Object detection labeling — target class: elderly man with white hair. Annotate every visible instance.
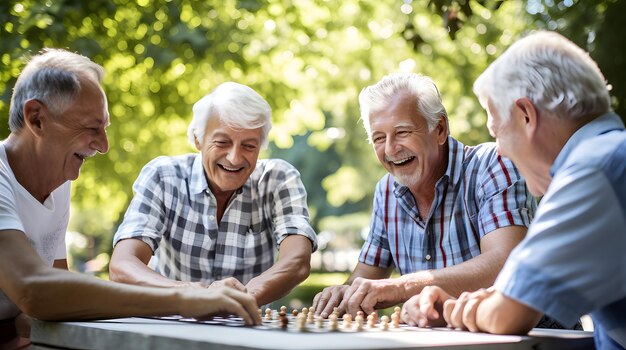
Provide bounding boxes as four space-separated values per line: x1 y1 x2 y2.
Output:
401 31 626 349
313 73 536 319
110 82 317 306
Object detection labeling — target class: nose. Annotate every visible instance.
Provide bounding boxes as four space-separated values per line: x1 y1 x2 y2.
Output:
226 145 242 164
92 127 109 154
385 134 400 155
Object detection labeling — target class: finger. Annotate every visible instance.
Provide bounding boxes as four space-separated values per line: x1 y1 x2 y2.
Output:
462 297 481 332
224 278 247 292
312 292 322 312
448 293 469 330
360 292 379 315
225 289 261 325
442 299 456 328
321 291 343 318
345 284 368 316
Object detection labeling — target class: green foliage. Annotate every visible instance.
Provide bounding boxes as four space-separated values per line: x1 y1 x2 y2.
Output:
1 0 623 271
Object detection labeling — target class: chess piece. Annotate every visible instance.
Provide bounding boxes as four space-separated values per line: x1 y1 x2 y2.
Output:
280 305 287 313
302 307 309 317
355 314 364 331
381 315 390 331
307 307 315 324
391 311 400 328
342 314 352 329
292 309 299 317
367 314 376 328
279 310 288 329
296 314 306 332
265 308 272 320
257 308 262 319
329 313 338 331
316 315 324 328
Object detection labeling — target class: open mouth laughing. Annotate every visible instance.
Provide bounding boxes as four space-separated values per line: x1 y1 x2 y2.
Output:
388 156 415 166
218 164 245 172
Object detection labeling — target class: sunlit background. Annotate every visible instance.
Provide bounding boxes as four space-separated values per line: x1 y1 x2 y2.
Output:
1 0 624 310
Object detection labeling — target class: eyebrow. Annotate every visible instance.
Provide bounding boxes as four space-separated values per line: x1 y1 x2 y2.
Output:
212 132 260 144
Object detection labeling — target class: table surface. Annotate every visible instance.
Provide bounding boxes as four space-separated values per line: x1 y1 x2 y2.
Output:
30 317 594 350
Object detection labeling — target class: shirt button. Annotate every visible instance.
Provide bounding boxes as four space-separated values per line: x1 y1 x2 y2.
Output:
425 254 431 261
209 215 215 221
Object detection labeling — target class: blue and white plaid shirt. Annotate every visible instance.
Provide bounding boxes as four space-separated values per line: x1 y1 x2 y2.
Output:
359 137 536 274
114 155 317 284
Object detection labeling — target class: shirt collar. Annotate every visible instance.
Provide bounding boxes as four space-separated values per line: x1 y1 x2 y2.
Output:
393 136 463 195
190 154 248 197
190 154 208 195
550 112 625 176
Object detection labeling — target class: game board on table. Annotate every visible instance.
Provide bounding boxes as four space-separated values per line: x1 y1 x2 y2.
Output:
155 306 420 333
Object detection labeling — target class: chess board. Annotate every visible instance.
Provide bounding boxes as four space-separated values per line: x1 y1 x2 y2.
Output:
155 308 411 333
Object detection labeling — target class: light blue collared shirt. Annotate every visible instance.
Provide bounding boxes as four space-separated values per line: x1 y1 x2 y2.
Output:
495 113 626 349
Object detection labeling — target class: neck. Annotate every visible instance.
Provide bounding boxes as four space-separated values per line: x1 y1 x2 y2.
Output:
4 134 57 203
539 114 593 169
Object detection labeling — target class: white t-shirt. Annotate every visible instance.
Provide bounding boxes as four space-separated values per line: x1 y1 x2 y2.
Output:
0 142 70 320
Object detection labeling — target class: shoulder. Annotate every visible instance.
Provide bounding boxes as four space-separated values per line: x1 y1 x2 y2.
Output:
140 154 197 180
462 141 518 181
562 131 626 204
253 159 300 180
566 131 626 173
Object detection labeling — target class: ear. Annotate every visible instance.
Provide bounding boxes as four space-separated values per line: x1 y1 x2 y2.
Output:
22 99 46 137
193 133 202 151
436 116 448 145
514 98 539 138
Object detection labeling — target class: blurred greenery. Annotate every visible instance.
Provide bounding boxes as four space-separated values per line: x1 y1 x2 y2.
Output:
1 0 624 286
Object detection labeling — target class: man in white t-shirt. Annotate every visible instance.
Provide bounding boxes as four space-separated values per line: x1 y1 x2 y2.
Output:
0 49 260 348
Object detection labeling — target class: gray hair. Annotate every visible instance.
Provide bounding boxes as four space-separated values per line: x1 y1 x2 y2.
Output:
359 73 449 142
9 48 105 132
473 31 611 122
187 82 272 148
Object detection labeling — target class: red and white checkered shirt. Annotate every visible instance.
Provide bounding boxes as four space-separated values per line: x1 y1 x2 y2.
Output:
359 137 535 274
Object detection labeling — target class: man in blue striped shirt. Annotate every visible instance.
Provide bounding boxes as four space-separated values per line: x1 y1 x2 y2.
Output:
313 73 536 317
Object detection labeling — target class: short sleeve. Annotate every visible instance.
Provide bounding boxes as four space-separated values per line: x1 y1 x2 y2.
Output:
358 177 393 268
495 166 626 326
266 160 317 251
0 172 24 232
477 154 536 236
113 161 168 251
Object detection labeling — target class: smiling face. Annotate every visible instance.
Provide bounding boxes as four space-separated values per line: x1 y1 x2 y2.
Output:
43 77 110 183
369 92 447 191
197 115 262 197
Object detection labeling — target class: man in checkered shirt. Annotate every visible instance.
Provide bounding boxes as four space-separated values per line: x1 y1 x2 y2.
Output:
110 82 317 306
313 73 536 318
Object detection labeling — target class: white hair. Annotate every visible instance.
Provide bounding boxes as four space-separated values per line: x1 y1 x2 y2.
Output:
359 73 448 142
187 82 272 148
473 31 611 122
9 48 105 132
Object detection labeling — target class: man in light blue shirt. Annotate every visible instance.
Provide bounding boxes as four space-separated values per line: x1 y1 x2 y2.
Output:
401 31 626 349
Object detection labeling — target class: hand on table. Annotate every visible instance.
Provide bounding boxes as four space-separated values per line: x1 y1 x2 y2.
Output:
179 286 261 326
443 287 494 332
338 277 406 317
401 285 452 328
312 285 349 318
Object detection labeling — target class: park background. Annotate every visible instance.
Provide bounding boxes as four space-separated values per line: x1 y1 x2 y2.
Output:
1 0 625 309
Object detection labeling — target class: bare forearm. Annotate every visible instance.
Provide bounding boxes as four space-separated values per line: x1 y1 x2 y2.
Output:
17 266 185 320
476 292 540 335
399 250 506 299
109 257 198 288
246 260 310 306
